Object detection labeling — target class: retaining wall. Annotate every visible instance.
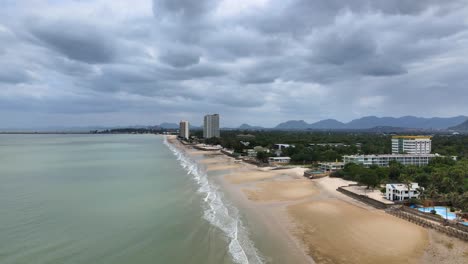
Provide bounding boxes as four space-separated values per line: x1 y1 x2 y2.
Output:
386 208 468 242
400 207 468 233
337 187 389 209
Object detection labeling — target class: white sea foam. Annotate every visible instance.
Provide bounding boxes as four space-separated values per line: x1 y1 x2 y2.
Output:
164 137 263 264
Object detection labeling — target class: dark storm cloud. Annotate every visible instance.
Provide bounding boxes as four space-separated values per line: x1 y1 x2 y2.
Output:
0 0 467 127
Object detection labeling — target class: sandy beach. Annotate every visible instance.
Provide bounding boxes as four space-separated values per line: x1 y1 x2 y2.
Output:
168 137 468 264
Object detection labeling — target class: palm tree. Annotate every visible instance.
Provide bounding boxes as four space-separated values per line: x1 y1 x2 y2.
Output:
400 173 413 201
425 185 440 211
416 187 426 205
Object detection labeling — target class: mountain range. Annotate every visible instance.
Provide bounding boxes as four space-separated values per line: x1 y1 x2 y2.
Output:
159 115 468 131
449 119 468 132
270 115 468 130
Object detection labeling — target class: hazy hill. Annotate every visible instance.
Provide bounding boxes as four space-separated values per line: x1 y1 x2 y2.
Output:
346 116 468 129
238 124 264 130
275 120 309 129
273 116 468 130
449 119 468 131
309 119 346 129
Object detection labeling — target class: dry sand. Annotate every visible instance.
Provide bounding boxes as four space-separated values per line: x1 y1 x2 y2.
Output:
421 230 468 264
225 169 282 184
226 167 306 184
288 200 428 264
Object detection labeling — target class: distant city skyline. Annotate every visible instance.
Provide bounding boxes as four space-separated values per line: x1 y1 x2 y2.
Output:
1 1 468 128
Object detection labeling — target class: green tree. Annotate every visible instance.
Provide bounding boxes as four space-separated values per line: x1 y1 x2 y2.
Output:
256 151 271 163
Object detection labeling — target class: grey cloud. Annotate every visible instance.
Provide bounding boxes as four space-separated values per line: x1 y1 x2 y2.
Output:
359 58 407 76
0 66 33 84
152 0 216 20
1 0 468 127
159 49 201 68
29 20 116 64
85 63 224 98
311 31 377 65
156 64 226 80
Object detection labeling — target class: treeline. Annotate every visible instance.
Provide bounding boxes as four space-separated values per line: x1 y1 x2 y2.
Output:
432 135 468 158
95 128 171 134
196 130 392 163
196 130 468 162
332 158 468 211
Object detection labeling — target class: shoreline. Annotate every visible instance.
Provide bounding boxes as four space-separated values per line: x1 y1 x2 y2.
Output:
167 136 468 264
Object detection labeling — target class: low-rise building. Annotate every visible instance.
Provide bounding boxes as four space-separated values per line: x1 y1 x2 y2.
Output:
194 144 223 151
343 154 439 167
386 183 421 201
273 144 293 156
273 144 293 150
268 157 291 166
319 162 345 172
245 149 257 157
310 143 349 148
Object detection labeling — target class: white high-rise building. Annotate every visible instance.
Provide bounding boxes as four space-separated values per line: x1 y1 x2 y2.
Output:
391 136 432 154
179 120 189 139
203 114 220 138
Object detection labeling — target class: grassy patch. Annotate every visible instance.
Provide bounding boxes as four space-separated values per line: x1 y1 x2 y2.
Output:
444 241 454 250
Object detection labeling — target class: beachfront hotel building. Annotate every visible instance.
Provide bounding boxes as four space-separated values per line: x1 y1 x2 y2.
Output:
179 120 189 139
386 183 421 201
392 136 432 154
203 114 220 138
319 162 345 172
343 154 439 167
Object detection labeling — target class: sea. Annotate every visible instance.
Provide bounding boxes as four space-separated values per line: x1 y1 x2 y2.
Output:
0 134 263 264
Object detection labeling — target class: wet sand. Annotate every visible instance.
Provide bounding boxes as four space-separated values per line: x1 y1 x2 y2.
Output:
244 180 317 201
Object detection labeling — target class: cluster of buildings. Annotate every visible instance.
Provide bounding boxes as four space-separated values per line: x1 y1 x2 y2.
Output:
178 114 220 140
342 136 438 202
343 136 443 167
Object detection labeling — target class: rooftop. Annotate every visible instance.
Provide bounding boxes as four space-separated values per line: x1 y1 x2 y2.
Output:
344 154 439 158
392 135 432 139
386 183 420 191
269 157 291 160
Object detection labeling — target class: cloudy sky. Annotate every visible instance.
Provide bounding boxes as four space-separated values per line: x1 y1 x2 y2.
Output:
1 0 468 128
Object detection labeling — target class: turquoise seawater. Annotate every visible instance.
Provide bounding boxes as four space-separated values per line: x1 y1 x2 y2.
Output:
0 134 259 264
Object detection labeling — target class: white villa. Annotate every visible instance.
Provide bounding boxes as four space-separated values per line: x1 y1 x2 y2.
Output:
385 183 421 201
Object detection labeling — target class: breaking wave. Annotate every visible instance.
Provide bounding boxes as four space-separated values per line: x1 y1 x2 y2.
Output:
164 137 263 264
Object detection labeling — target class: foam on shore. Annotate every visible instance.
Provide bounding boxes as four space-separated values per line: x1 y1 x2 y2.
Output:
164 137 263 264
